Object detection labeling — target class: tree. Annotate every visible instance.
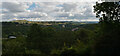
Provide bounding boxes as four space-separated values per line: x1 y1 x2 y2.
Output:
93 2 120 56
27 24 44 53
2 37 26 55
27 24 56 54
94 2 120 23
75 28 92 43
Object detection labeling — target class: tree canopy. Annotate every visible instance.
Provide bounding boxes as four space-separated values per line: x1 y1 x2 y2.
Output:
94 2 120 23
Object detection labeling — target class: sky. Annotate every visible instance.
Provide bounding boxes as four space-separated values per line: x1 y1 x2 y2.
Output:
0 1 99 22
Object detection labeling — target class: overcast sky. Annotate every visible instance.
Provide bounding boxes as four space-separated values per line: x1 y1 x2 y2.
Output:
0 2 98 21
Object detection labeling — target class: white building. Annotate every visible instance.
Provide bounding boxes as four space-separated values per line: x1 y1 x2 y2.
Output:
8 35 16 39
62 25 65 28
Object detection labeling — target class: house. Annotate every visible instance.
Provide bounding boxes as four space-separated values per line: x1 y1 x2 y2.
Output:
8 35 16 39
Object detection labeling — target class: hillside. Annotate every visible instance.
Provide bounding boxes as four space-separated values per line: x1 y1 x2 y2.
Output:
2 20 98 38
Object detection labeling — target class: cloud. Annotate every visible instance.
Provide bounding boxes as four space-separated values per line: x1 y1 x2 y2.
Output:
2 2 29 13
62 3 77 12
50 12 74 17
33 2 63 13
1 2 97 21
17 12 48 18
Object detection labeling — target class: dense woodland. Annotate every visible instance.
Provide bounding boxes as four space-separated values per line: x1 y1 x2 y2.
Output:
2 2 120 56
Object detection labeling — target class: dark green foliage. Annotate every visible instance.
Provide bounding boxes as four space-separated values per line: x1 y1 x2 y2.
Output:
94 2 119 22
27 24 55 53
54 31 75 48
93 2 120 56
2 22 30 38
27 24 77 54
2 37 26 55
75 28 92 43
2 22 97 56
60 49 77 56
